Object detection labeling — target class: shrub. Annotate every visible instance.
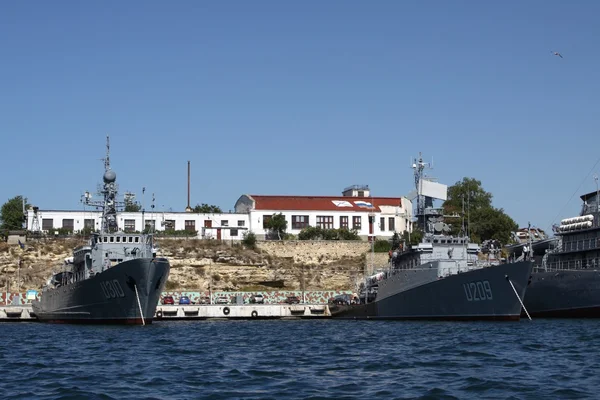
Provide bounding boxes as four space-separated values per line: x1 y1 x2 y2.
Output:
242 231 257 249
373 239 391 253
297 226 361 241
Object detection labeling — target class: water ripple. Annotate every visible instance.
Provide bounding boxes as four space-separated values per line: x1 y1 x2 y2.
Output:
0 319 598 399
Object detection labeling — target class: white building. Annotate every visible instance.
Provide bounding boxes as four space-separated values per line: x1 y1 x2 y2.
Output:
26 186 413 241
26 209 249 241
234 185 413 240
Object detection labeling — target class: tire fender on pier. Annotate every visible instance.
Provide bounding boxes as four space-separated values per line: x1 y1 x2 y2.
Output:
223 307 230 316
251 310 258 318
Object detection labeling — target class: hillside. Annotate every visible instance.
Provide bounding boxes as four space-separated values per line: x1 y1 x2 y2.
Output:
0 238 376 292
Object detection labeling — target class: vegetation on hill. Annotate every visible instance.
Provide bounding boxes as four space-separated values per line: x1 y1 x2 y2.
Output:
0 196 28 234
442 177 518 245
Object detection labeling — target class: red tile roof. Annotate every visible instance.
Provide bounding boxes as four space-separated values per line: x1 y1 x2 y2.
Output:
248 195 402 212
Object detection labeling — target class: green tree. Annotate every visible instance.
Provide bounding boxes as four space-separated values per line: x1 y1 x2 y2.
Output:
444 177 493 216
402 228 422 246
124 197 141 212
265 213 288 240
442 177 517 244
1 196 28 231
469 207 518 244
193 203 223 213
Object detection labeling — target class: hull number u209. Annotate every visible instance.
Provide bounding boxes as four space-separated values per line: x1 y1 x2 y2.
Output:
100 280 125 299
463 280 493 301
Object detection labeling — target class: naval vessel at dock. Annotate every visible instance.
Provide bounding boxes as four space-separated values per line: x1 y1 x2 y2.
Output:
510 189 600 318
330 153 533 321
32 137 170 324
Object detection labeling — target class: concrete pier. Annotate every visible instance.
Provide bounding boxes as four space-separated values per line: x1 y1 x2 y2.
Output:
0 305 37 321
0 304 332 321
155 304 331 320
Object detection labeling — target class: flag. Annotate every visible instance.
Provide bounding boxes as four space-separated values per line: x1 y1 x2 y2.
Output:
18 240 24 250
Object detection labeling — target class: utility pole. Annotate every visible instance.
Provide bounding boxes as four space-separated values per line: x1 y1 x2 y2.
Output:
301 264 305 304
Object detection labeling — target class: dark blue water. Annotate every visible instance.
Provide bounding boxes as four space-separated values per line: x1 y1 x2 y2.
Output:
1 319 599 399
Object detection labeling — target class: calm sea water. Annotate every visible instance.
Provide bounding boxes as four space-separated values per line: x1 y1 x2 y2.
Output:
0 319 599 399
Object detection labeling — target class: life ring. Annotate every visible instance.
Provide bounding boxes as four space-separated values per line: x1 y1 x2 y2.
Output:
251 310 258 318
156 310 163 319
223 307 230 316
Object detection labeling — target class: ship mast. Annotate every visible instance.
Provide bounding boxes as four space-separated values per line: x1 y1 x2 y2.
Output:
412 152 430 233
82 136 121 234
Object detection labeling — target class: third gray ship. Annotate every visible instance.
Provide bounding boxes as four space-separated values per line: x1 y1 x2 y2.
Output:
330 153 533 320
510 189 600 317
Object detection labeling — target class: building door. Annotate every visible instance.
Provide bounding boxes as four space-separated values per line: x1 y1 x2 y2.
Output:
217 228 222 240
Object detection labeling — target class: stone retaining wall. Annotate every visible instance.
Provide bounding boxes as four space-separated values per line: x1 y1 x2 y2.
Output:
258 240 371 264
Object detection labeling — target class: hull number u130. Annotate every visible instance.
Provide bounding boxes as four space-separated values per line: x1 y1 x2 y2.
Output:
463 280 493 301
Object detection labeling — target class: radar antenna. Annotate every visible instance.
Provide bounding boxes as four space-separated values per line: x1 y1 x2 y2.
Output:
82 136 124 233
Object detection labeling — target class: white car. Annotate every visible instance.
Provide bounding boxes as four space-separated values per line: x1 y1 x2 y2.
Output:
215 296 229 304
249 294 265 304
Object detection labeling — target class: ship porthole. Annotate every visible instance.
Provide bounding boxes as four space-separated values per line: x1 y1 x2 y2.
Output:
223 307 230 316
251 310 258 318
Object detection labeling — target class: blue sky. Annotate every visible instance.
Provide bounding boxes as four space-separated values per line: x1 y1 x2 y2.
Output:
2 1 599 232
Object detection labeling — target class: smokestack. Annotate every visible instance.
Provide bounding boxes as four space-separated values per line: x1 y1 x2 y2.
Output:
185 161 192 212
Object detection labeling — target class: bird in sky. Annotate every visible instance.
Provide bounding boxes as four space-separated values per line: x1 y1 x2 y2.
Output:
551 51 563 59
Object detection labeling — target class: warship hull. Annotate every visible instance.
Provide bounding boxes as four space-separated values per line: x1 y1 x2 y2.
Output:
32 258 169 324
523 269 600 318
330 261 533 320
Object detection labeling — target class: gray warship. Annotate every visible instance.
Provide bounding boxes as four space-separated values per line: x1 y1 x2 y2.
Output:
330 153 533 320
512 189 600 317
32 137 170 324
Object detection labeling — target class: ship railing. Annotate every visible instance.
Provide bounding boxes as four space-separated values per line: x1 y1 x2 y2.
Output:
541 258 600 271
560 238 600 253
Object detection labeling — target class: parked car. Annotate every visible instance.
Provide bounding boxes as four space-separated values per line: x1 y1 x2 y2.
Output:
162 295 174 305
329 294 352 305
179 296 191 305
249 294 265 304
284 296 300 304
198 296 211 304
215 296 229 304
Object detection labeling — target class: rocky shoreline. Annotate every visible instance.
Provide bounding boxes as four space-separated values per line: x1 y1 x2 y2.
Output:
0 238 388 292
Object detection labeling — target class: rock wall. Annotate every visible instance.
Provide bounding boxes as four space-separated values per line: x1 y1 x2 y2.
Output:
258 241 371 264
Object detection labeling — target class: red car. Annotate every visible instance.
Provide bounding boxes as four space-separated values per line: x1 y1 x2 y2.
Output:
162 295 174 305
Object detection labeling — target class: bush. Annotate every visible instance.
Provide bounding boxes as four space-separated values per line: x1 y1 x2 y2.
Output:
297 226 361 241
242 231 257 249
156 229 197 238
373 239 391 253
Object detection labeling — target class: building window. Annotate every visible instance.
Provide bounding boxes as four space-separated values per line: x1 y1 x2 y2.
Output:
230 229 238 237
292 215 309 230
124 219 136 232
164 220 175 229
380 217 385 231
388 217 395 231
238 220 245 227
353 216 361 230
62 219 74 232
317 216 334 229
340 216 348 229
262 215 272 229
221 220 229 227
185 220 196 232
42 219 53 231
84 219 95 229
145 220 155 230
